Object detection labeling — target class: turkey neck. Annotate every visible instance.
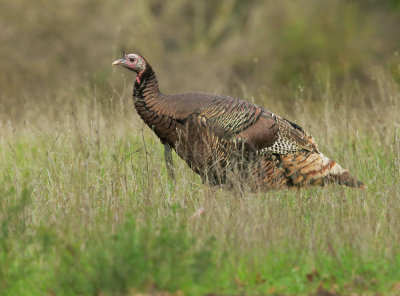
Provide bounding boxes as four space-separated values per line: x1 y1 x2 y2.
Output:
133 64 160 100
132 64 179 144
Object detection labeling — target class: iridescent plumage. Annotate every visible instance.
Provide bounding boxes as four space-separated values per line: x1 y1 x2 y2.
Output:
113 54 365 190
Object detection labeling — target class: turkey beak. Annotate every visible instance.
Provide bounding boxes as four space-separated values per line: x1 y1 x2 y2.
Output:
112 58 124 66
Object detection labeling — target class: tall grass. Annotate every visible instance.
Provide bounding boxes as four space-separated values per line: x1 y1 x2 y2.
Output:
1 71 399 294
1 0 400 295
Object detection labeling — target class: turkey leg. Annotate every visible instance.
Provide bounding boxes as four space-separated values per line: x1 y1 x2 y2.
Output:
164 143 175 180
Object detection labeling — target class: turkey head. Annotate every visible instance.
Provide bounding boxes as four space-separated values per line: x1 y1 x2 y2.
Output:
113 53 147 82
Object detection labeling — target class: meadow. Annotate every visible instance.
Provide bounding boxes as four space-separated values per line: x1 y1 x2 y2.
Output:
1 1 400 295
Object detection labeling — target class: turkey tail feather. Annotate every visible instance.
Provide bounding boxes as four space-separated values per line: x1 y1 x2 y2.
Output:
328 159 365 189
280 152 365 189
331 171 366 189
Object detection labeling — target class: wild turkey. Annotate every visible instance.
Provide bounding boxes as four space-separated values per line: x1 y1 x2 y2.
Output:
112 53 365 190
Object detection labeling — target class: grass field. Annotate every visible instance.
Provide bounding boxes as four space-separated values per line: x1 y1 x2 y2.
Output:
1 73 399 295
2 1 400 295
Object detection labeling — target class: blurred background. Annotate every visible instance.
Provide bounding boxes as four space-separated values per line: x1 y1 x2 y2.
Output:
1 0 400 125
2 2 400 294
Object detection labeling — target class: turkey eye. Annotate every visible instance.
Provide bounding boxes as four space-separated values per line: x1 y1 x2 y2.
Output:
129 57 135 62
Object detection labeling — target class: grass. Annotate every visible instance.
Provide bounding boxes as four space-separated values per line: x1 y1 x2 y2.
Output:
1 2 400 294
0 76 399 295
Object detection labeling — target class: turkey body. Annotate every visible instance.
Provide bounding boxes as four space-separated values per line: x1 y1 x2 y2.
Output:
125 58 364 190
